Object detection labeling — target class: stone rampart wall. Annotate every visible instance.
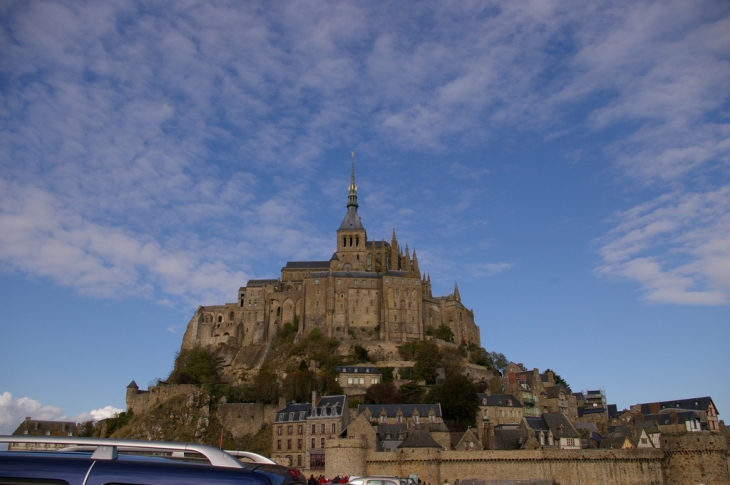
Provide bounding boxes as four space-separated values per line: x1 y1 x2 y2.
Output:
218 403 279 438
325 433 729 485
661 432 730 485
126 384 199 414
360 449 664 485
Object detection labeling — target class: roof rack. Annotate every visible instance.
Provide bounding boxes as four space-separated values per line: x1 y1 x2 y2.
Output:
0 435 244 469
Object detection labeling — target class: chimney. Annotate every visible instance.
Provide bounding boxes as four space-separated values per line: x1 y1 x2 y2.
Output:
278 396 286 410
312 391 320 407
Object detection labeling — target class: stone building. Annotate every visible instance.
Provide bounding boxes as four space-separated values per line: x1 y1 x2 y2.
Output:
9 417 77 451
335 365 381 399
271 393 348 471
180 162 481 379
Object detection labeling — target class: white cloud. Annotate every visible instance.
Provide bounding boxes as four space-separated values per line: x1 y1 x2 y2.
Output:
0 391 67 435
0 0 728 309
73 406 123 424
0 391 124 435
596 187 730 304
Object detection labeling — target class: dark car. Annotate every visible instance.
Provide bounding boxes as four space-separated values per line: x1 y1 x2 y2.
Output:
0 435 307 485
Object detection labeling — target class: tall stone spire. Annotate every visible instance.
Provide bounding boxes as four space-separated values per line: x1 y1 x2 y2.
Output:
454 282 461 302
347 151 358 208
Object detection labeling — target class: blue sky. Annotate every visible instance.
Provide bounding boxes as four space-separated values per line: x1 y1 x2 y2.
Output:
0 0 728 434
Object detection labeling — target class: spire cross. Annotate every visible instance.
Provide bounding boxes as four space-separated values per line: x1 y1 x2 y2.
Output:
347 151 358 208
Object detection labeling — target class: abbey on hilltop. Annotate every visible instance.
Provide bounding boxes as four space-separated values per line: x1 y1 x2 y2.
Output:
181 158 480 369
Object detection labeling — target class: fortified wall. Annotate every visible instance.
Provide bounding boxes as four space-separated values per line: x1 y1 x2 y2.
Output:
217 402 279 438
326 431 729 485
125 382 199 414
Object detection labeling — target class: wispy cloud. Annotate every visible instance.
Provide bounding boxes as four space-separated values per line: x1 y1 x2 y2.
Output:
0 391 123 434
0 0 728 308
596 187 730 304
0 391 66 435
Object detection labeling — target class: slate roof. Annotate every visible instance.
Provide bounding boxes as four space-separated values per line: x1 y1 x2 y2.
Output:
642 411 701 425
310 271 381 278
476 393 523 408
635 420 660 435
274 403 312 422
339 206 364 230
640 396 715 414
546 385 569 399
607 404 619 418
359 403 442 418
541 413 580 439
246 279 279 287
384 271 411 277
366 241 388 248
600 436 634 449
397 428 443 449
426 421 449 432
377 423 406 439
336 366 381 374
12 418 76 436
284 261 330 269
312 395 347 416
573 422 599 433
581 407 606 415
275 395 347 422
493 427 527 450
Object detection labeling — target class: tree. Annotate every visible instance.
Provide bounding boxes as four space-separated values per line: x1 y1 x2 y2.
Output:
433 324 455 342
430 375 477 426
441 347 465 378
545 369 571 390
250 369 280 403
76 420 96 437
283 369 316 403
413 341 442 384
365 383 403 404
488 351 508 374
376 366 395 384
398 341 420 360
399 382 426 403
168 347 223 385
353 345 370 363
488 376 502 394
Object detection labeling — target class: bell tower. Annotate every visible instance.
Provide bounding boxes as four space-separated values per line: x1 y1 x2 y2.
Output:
334 152 368 271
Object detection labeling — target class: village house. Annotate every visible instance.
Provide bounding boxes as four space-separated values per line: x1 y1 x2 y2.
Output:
271 393 348 471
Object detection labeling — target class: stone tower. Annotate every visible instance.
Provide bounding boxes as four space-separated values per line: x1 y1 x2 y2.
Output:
334 155 368 272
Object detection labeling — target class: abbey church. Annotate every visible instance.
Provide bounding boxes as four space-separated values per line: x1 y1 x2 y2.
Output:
181 162 481 372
